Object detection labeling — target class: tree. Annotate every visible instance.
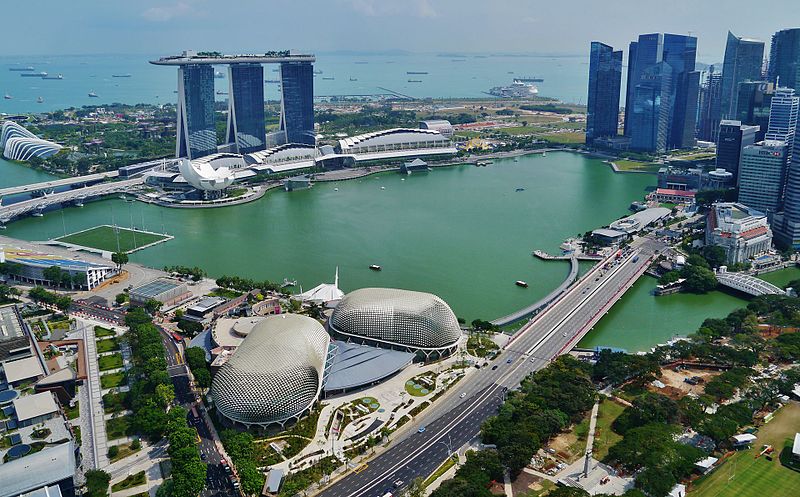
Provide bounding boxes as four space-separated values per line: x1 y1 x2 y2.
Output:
144 298 163 315
402 477 426 497
111 251 129 270
193 368 211 389
549 488 590 497
115 293 128 305
107 445 119 459
43 266 63 286
701 245 727 268
681 265 717 293
85 469 111 497
155 383 175 408
177 319 203 336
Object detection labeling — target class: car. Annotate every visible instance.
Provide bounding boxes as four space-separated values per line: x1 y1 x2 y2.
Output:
460 392 467 398
562 332 568 337
491 365 498 370
418 426 426 433
200 452 207 460
474 364 481 369
394 479 404 488
506 358 513 364
530 358 535 363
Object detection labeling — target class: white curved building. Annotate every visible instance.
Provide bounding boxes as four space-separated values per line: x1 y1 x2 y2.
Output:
329 288 461 357
210 314 331 427
1 121 62 161
337 128 454 158
177 156 236 191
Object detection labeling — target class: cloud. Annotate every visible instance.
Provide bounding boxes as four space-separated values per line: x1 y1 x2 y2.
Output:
342 0 437 18
142 2 196 22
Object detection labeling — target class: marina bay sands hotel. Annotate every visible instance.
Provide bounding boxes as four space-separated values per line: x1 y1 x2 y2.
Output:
150 50 315 160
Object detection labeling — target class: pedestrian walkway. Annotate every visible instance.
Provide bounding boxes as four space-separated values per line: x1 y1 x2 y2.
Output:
83 320 110 468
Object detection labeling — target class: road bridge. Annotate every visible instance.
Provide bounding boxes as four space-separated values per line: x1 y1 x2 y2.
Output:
315 238 665 497
715 269 784 297
0 177 144 223
491 256 580 326
0 171 119 199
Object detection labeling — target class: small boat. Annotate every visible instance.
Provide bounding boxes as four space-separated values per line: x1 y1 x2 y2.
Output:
515 280 528 288
408 79 423 83
407 71 428 75
36 96 44 103
216 90 228 95
282 278 297 287
513 157 519 162
42 73 63 80
313 70 323 75
32 211 44 218
380 186 386 190
515 187 525 192
214 71 225 79
112 74 132 78
349 77 358 81
75 201 84 207
322 76 335 80
542 151 547 157
3 94 11 100
21 72 47 78
264 79 280 84
88 91 98 97
369 264 382 271
333 187 339 191
9 66 35 72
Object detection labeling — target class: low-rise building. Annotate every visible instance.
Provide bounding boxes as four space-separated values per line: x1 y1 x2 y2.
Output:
0 305 32 365
185 296 227 322
648 188 696 204
0 248 115 290
419 120 454 138
706 203 773 264
3 356 45 387
12 391 59 427
0 441 77 497
129 278 190 307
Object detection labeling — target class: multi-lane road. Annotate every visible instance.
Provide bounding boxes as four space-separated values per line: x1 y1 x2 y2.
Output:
317 238 663 497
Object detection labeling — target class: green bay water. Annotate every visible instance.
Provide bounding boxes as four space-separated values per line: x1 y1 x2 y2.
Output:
5 151 786 352
0 157 59 188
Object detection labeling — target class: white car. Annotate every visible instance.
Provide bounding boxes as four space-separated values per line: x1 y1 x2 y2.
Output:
460 392 467 399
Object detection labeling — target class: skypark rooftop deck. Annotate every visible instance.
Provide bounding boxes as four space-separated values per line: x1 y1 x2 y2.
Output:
150 50 315 65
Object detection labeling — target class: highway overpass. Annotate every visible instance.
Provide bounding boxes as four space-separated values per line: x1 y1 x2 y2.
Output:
315 238 664 497
0 171 119 199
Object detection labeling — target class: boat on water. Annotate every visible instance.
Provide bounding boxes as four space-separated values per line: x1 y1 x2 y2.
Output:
349 77 358 81
31 211 44 218
322 76 335 80
515 280 529 288
21 72 47 78
264 79 280 84
9 66 34 72
88 91 98 97
3 94 11 100
515 187 525 192
513 157 519 162
369 264 382 271
41 73 63 80
407 71 428 75
313 70 323 75
542 151 547 157
216 90 228 95
407 79 422 83
355 61 369 65
282 278 297 287
476 160 493 167
485 79 538 98
112 74 132 78
36 96 43 103
214 71 225 79
75 201 84 207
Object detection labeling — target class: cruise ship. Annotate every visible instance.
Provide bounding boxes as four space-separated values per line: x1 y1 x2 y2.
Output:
486 79 539 98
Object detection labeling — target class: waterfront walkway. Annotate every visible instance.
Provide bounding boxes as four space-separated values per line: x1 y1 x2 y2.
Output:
491 256 579 327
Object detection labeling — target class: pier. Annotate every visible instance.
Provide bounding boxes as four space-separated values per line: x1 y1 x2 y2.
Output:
532 249 604 261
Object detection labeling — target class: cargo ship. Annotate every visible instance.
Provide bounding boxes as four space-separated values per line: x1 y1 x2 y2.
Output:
485 79 539 98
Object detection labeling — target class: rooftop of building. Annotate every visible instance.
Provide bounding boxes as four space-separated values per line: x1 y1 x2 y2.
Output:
150 50 315 65
13 391 58 422
187 296 227 314
3 356 44 384
2 249 112 272
654 188 696 197
324 341 414 392
0 305 25 342
0 441 75 496
129 278 185 299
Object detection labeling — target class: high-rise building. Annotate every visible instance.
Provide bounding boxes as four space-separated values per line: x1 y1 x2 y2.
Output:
774 125 800 248
765 87 799 163
623 41 639 137
698 68 723 142
662 34 700 149
720 32 765 120
586 42 622 145
735 81 774 141
716 120 758 181
630 62 672 153
769 28 800 91
176 64 217 160
280 61 315 145
226 64 266 154
738 140 789 214
624 34 662 137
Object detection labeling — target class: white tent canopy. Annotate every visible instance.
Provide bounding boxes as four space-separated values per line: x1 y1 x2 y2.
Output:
296 267 344 304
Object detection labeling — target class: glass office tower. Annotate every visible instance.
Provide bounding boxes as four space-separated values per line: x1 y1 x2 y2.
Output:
769 28 800 92
720 32 765 120
698 68 723 142
765 87 799 165
630 62 672 153
663 34 700 149
177 64 217 159
586 42 622 145
280 62 315 145
716 120 758 181
624 34 662 137
736 81 774 142
227 63 266 154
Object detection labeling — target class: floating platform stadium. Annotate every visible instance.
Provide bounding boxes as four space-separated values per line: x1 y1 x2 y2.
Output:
51 225 173 254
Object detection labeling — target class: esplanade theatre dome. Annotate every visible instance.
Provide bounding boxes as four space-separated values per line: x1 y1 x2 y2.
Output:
210 314 330 427
329 288 461 355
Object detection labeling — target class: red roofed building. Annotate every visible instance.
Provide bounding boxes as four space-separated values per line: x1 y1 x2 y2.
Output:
648 188 696 204
706 202 773 264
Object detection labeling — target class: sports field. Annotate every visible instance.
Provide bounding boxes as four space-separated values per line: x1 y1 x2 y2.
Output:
55 225 170 253
689 402 800 497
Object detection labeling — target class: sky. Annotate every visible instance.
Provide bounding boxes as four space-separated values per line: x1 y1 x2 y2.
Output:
0 1 794 62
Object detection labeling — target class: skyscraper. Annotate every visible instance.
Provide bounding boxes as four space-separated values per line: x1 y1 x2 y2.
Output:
738 140 789 214
624 34 662 138
623 41 639 137
765 87 799 163
698 68 723 142
630 62 672 153
774 120 800 248
662 34 700 149
716 120 758 181
720 32 765 120
769 28 800 91
735 81 774 141
586 42 622 145
176 64 217 160
280 61 315 145
226 63 266 154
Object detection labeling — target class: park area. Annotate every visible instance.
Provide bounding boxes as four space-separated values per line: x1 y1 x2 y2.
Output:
689 402 800 497
54 225 170 253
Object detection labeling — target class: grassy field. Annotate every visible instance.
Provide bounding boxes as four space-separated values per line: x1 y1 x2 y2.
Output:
65 401 79 420
106 415 132 440
592 399 626 461
497 126 548 135
55 225 169 253
100 372 125 389
96 337 120 353
111 470 146 491
94 326 116 338
613 160 661 173
540 132 585 144
689 402 800 497
424 456 457 487
98 353 123 371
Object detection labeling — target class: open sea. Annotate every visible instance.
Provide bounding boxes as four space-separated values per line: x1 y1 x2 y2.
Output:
0 52 590 115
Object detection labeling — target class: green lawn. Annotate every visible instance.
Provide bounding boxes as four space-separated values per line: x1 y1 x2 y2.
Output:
55 225 169 253
94 326 116 338
102 391 129 413
100 372 125 389
498 125 548 135
65 401 80 420
592 399 626 461
689 402 800 497
96 337 120 353
98 353 123 371
540 132 585 144
111 470 146 491
613 159 661 173
106 415 132 440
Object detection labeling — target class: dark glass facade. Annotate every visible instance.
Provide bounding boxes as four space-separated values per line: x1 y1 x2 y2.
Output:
698 68 723 142
586 42 622 144
623 41 639 137
736 81 774 141
280 62 315 145
630 62 672 153
227 64 266 154
769 28 800 92
716 120 757 181
663 34 699 149
624 34 663 140
720 32 765 120
177 64 216 159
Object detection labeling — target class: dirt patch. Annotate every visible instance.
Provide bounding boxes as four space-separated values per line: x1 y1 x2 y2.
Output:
650 368 721 399
511 471 545 495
